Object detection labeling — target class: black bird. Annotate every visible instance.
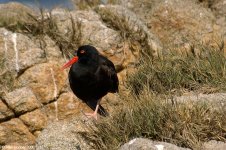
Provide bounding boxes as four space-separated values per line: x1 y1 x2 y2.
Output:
62 45 119 120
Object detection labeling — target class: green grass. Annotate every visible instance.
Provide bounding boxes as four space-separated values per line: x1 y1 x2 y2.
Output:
128 49 226 95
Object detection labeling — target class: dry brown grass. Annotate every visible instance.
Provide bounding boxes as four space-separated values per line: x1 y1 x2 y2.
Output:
80 47 226 150
80 88 226 149
128 47 226 95
3 9 82 59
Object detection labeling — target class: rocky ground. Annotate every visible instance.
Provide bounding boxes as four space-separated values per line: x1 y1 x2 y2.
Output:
0 0 226 149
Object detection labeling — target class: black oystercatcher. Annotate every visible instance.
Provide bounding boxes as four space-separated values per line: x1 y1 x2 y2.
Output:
62 45 119 120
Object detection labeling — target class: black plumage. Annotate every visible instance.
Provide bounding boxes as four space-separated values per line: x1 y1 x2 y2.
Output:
63 45 118 119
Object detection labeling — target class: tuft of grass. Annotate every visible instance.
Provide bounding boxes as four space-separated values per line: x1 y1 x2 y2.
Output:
128 48 226 95
95 5 163 57
80 89 226 149
4 9 81 59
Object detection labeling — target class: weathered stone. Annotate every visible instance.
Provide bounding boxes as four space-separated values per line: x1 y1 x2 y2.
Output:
117 0 159 20
211 0 226 54
19 109 47 132
15 62 67 104
0 2 36 27
35 118 91 150
53 9 122 52
33 131 42 137
0 118 35 145
51 9 135 69
0 99 14 121
3 87 41 115
36 36 63 61
96 5 163 57
175 93 226 110
211 0 226 18
0 70 15 96
203 140 226 150
120 138 191 150
44 92 91 121
0 28 46 74
148 0 222 52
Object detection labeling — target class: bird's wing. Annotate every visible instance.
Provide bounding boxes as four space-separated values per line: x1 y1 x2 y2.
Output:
97 55 119 92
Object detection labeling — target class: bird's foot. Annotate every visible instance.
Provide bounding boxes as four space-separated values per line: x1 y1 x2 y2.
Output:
84 112 98 120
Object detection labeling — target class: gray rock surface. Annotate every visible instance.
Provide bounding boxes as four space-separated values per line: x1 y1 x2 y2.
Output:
0 28 45 74
147 0 221 52
0 2 36 26
3 87 41 115
174 92 226 110
120 138 226 150
35 117 91 150
15 62 67 104
53 9 122 52
203 140 226 150
120 138 190 150
96 4 163 57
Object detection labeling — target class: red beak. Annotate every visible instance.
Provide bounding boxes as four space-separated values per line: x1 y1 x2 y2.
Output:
61 56 78 70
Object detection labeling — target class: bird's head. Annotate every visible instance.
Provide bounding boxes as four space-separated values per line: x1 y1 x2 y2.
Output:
77 45 99 58
62 45 99 69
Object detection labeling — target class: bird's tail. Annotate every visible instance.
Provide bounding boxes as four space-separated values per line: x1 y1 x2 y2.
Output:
85 100 109 117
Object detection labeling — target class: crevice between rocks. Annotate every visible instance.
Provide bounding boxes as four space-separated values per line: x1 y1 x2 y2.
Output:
0 96 16 123
0 91 63 125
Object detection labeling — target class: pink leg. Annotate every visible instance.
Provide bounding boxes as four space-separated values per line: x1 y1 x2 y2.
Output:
84 99 100 120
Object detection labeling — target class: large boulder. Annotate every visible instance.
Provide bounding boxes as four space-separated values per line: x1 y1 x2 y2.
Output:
145 0 222 53
203 140 226 150
19 109 48 133
2 87 41 115
0 2 36 27
96 5 163 57
0 118 36 145
120 138 226 150
120 138 190 150
52 9 122 52
51 8 160 71
0 99 14 122
174 92 226 111
0 28 46 73
35 118 91 150
0 28 46 94
0 25 123 145
117 0 160 22
15 61 67 104
51 9 133 70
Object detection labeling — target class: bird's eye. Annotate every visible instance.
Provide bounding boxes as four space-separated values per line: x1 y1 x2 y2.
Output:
80 50 85 54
